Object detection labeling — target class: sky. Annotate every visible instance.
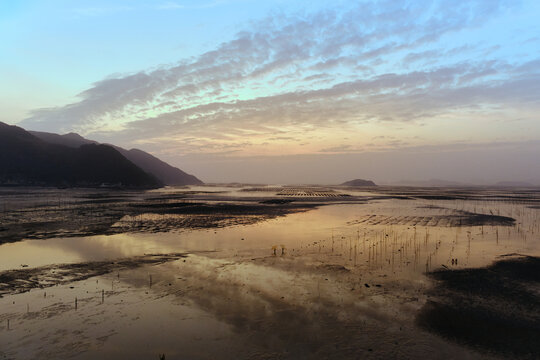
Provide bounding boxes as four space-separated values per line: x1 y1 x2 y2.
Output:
1 0 540 184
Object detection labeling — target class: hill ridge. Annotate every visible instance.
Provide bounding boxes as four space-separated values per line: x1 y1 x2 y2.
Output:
29 130 203 185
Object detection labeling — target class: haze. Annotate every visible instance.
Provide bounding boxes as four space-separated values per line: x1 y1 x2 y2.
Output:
2 0 539 184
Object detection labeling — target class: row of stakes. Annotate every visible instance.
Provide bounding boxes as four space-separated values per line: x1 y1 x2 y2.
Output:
5 289 107 331
74 289 106 310
7 271 147 330
271 245 286 255
5 267 164 332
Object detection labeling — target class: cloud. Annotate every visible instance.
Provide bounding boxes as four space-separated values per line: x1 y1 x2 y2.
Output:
21 0 540 159
319 144 353 153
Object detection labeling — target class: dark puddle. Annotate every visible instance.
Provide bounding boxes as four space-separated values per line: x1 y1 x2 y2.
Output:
417 255 540 358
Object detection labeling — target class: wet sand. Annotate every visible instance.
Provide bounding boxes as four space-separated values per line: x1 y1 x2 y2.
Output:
1 185 539 359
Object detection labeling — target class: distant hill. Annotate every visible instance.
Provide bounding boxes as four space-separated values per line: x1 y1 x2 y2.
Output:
1 122 161 188
494 181 534 187
30 130 202 186
394 179 468 187
341 179 377 187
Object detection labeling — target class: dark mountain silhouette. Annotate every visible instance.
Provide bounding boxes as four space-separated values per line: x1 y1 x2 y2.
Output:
115 148 202 186
29 130 96 148
341 179 377 187
30 130 203 186
1 122 161 188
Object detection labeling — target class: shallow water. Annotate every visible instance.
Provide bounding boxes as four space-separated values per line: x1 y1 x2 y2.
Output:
2 198 538 275
1 186 539 359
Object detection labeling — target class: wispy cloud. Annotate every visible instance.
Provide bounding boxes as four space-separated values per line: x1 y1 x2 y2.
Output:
23 0 540 158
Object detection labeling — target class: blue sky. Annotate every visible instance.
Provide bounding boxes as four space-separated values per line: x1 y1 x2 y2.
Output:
1 0 540 183
1 0 337 105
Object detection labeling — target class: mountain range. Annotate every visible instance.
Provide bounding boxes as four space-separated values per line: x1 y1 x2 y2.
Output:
0 122 202 188
29 130 202 186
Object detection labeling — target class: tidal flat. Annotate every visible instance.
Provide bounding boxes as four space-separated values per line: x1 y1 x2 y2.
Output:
0 185 539 359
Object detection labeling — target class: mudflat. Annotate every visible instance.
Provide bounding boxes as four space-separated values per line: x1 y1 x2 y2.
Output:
1 185 539 359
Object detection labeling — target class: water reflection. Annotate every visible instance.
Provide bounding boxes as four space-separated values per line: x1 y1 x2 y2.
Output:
2 199 539 279
1 192 540 359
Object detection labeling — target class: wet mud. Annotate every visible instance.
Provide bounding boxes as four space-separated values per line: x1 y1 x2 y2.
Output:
0 253 468 360
417 255 540 358
0 253 187 297
375 187 540 204
0 190 321 244
350 210 515 227
1 185 540 359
